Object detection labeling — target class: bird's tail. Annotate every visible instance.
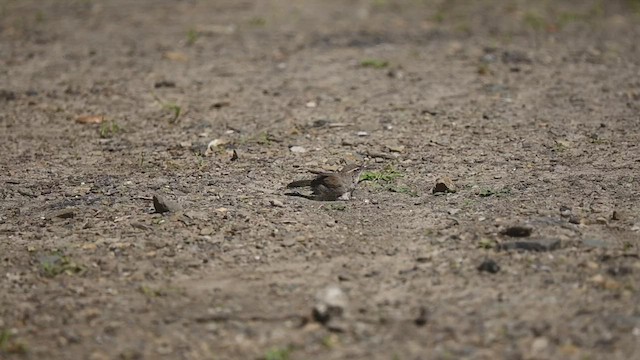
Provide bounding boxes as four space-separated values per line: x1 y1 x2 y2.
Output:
287 179 313 188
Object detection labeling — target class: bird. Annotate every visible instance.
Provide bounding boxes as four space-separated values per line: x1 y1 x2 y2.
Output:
286 164 366 201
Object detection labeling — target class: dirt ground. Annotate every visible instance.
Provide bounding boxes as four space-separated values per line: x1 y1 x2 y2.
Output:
1 0 640 359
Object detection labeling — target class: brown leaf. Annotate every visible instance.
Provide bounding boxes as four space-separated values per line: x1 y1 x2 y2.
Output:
75 115 104 124
164 51 189 62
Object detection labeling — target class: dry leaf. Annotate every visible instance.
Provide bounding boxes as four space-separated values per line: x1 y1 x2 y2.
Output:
75 115 104 124
164 51 189 62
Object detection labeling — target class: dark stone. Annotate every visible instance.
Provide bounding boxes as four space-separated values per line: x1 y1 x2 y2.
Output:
500 225 533 237
154 80 176 88
414 307 428 327
152 194 181 214
0 90 16 101
477 259 501 273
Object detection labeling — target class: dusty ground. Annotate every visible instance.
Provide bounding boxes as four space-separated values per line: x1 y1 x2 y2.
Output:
1 0 640 359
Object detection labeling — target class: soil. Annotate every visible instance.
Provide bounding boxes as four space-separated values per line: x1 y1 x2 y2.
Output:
1 1 640 359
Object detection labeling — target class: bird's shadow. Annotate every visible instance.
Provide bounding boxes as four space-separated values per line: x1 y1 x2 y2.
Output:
284 191 318 201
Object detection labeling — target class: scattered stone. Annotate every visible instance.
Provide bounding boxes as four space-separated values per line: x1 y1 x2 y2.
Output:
581 238 610 249
356 131 369 137
447 208 461 215
152 194 181 214
502 50 532 64
530 337 549 357
589 274 621 290
199 227 214 236
559 206 572 218
17 187 38 197
432 177 456 194
53 208 76 219
313 285 348 331
500 225 532 238
130 222 150 231
477 259 501 273
568 215 581 224
207 138 228 149
305 101 317 108
184 211 209 221
269 199 284 208
312 119 329 127
362 150 398 160
498 239 561 252
281 236 298 247
414 307 428 327
607 265 632 277
290 146 307 153
386 145 405 153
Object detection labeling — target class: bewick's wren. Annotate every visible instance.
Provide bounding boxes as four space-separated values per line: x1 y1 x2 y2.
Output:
286 164 366 201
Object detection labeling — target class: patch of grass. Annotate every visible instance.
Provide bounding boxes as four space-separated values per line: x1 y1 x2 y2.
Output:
324 203 347 211
372 0 388 7
139 285 184 298
0 329 28 355
523 12 546 31
152 93 182 123
39 253 83 278
478 187 511 198
360 59 389 69
254 132 273 145
186 28 199 46
98 121 121 138
248 16 266 26
321 334 339 349
360 166 403 183
361 166 416 196
194 153 206 170
462 199 476 208
264 346 291 360
478 238 495 249
432 12 445 23
164 103 182 123
35 10 46 23
589 137 609 145
477 63 490 75
553 140 569 152
557 12 581 28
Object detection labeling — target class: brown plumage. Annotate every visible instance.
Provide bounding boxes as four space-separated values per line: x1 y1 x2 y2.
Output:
286 164 366 201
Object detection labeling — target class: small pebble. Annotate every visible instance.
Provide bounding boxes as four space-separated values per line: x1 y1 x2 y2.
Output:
432 177 456 194
313 285 348 327
153 194 181 214
478 259 501 274
269 199 284 207
290 146 307 153
500 225 532 237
